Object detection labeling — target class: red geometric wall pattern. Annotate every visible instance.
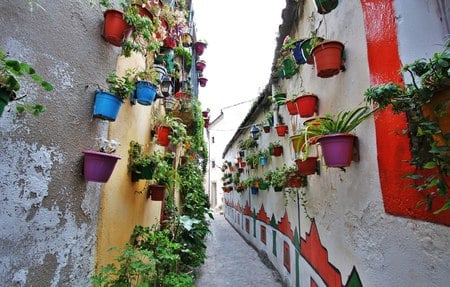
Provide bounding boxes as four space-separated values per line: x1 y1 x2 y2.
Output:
277 210 294 241
256 204 270 224
360 0 450 225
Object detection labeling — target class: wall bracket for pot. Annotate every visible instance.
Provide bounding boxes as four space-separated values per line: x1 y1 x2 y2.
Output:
352 137 360 162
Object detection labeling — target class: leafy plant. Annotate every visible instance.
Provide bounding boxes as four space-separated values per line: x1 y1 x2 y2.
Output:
364 41 450 213
238 136 258 150
0 49 53 116
96 137 120 154
313 106 374 134
265 166 287 191
106 69 135 100
245 149 260 169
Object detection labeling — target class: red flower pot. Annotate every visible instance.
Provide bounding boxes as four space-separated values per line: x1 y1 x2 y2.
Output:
148 184 165 201
295 157 318 175
196 61 206 72
156 126 171 146
317 133 355 167
163 37 177 48
275 125 289 136
285 100 298 115
175 91 190 100
194 41 207 55
263 126 271 133
82 150 121 183
199 77 208 87
294 94 318 117
102 9 131 47
311 41 345 78
287 174 304 188
202 110 209 118
272 145 283 157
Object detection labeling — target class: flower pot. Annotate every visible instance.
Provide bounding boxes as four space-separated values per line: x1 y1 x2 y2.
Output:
259 181 269 190
279 57 298 79
0 88 11 116
163 36 177 48
239 162 246 168
286 100 298 115
148 184 165 201
287 174 304 188
317 133 355 167
199 77 208 87
135 81 157 105
194 41 207 55
313 0 339 14
156 126 171 146
181 33 193 47
82 150 121 183
259 156 267 166
204 117 210 128
164 96 177 111
295 157 318 175
151 64 167 84
421 88 450 150
196 60 206 72
275 125 288 136
238 167 244 173
263 125 271 133
294 38 324 65
290 134 307 153
238 150 245 157
102 10 131 47
311 41 345 78
273 185 283 192
251 187 259 195
294 94 318 117
132 163 154 181
93 90 123 121
175 91 190 100
272 145 283 157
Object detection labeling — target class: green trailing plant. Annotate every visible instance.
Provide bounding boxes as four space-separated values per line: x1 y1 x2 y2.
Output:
364 41 450 213
174 46 192 71
245 149 260 169
128 141 163 175
0 49 53 116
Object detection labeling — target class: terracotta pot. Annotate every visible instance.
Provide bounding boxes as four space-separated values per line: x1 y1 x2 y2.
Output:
287 174 304 188
290 134 306 153
286 100 298 115
194 41 207 55
157 126 171 146
102 10 131 47
275 125 288 136
294 94 318 117
263 125 271 133
196 60 206 72
311 41 344 78
421 88 450 151
272 145 283 157
163 36 177 48
199 77 208 87
295 157 318 176
148 184 165 201
317 133 355 167
175 91 190 100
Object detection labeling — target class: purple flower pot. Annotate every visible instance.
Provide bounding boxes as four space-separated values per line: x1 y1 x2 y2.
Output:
82 150 121 182
317 133 355 167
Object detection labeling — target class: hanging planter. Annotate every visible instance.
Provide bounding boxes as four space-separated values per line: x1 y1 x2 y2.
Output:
259 181 269 190
259 156 267 166
82 150 121 183
292 38 323 65
294 94 318 117
275 124 289 136
147 184 165 201
164 96 177 111
251 187 259 195
317 133 356 167
131 163 154 181
270 144 283 157
311 41 345 78
295 157 318 176
93 90 123 121
286 99 298 115
102 10 131 47
181 32 193 47
163 36 177 49
287 173 305 188
196 60 206 73
290 134 307 153
194 40 208 55
156 126 171 146
313 0 339 15
134 81 157 105
277 57 298 79
199 77 208 87
263 125 271 133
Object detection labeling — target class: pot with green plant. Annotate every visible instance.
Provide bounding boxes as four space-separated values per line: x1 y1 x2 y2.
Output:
364 42 450 213
259 148 270 167
152 109 183 147
128 141 162 181
133 68 160 105
100 0 132 47
93 69 135 121
83 137 121 183
275 114 289 136
148 154 177 201
245 149 260 169
295 93 319 118
285 165 306 188
265 167 286 192
272 89 288 106
269 140 283 157
0 49 53 116
285 94 299 115
238 136 258 151
274 42 299 79
315 106 374 168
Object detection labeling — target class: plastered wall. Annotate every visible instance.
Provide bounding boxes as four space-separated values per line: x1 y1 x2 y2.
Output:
222 1 450 286
0 1 118 286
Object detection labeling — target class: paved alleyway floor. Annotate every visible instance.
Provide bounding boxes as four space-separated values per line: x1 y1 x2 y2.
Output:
195 213 284 287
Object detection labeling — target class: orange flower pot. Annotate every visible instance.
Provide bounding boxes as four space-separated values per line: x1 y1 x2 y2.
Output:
311 41 344 78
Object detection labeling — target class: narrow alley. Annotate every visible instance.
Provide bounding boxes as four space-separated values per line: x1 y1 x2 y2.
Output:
196 213 284 287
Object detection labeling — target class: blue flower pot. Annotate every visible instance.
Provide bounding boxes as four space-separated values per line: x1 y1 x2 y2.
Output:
135 81 157 105
259 156 267 166
293 39 308 64
251 187 259 195
93 90 122 121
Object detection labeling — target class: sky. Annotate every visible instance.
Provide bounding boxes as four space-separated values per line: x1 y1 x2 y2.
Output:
192 0 285 160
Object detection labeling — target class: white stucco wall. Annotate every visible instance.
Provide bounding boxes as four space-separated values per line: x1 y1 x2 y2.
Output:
223 1 450 286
